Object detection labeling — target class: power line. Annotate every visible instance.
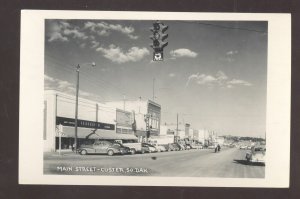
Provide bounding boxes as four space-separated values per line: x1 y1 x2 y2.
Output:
57 98 116 113
45 54 140 100
178 21 267 33
45 54 141 101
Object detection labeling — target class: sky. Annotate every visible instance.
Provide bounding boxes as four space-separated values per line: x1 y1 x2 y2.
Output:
44 19 268 138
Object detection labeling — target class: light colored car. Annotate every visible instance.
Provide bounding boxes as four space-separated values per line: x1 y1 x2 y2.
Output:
142 143 157 153
122 142 148 154
246 146 266 164
154 144 167 152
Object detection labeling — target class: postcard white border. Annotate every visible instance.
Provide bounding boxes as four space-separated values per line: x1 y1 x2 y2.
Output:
19 10 291 187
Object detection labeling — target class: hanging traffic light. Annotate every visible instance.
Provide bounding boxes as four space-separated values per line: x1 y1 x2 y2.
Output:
150 21 168 61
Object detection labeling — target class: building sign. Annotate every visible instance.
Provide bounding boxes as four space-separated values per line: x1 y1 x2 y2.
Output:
185 123 190 137
116 109 132 127
116 128 133 134
56 116 115 130
147 101 161 131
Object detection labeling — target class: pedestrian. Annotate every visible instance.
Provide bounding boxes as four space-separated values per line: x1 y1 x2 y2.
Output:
217 144 221 152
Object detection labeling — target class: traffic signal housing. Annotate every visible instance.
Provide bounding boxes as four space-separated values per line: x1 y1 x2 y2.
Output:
150 21 168 61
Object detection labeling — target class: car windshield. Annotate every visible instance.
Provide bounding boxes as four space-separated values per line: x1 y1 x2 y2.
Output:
254 147 266 151
113 143 124 147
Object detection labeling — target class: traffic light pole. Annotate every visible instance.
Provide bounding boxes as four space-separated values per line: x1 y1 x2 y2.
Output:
150 21 168 61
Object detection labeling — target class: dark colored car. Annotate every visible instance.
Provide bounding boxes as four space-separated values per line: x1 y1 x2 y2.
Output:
173 143 183 151
169 143 180 151
162 144 171 151
77 140 130 156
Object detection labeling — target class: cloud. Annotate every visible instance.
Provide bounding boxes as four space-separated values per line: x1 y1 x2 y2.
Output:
128 35 139 40
169 73 176 77
90 41 100 48
46 21 69 42
63 28 88 40
186 71 252 88
226 50 238 55
96 45 150 63
227 79 252 86
46 20 87 42
170 49 197 59
79 43 86 48
44 75 102 100
84 21 138 39
224 50 238 62
48 32 68 42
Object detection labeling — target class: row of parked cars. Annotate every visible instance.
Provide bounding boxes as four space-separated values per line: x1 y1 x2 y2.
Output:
77 140 203 156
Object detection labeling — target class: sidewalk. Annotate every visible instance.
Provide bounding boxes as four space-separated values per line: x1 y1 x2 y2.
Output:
44 150 80 157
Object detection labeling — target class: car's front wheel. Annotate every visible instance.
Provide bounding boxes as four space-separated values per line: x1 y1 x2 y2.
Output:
131 149 136 155
107 150 114 156
80 149 87 155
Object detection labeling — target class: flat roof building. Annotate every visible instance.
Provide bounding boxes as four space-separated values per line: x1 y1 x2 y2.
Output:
44 90 137 152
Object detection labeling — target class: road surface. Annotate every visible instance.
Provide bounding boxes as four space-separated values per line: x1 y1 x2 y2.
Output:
44 148 264 178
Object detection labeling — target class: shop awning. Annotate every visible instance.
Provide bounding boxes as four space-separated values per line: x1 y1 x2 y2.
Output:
60 126 137 140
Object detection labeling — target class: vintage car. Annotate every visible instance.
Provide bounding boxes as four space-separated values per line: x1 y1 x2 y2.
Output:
122 142 149 154
152 143 167 152
246 145 266 164
142 143 157 153
178 144 186 150
170 143 181 151
77 140 130 156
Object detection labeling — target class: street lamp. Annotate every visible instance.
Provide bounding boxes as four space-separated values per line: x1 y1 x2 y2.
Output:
74 62 96 153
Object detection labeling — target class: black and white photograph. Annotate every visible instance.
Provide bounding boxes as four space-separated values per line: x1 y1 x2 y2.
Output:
19 11 291 187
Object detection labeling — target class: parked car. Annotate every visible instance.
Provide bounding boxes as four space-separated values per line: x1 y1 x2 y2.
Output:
162 144 171 151
178 144 186 150
239 145 247 150
194 144 204 149
173 143 183 151
246 145 266 164
167 143 176 151
152 144 167 152
170 143 181 151
186 144 194 149
122 142 148 154
142 143 157 153
77 140 130 156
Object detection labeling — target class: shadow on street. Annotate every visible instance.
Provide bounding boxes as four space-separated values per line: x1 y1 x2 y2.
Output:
233 159 265 167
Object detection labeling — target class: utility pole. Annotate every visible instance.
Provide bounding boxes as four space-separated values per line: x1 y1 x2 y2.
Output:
123 95 126 111
176 113 178 142
74 62 95 153
153 78 155 101
96 103 98 123
74 64 80 153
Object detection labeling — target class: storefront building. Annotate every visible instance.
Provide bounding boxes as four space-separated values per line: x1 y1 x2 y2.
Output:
44 90 137 152
106 99 161 141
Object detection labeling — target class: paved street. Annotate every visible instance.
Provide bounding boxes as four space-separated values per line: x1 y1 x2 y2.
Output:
44 148 264 178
